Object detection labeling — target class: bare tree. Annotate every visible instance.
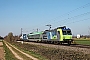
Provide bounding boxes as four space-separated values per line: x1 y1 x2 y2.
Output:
4 32 13 42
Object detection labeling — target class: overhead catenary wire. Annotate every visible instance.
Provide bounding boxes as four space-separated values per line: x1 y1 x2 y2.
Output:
47 3 90 25
65 18 90 25
37 3 90 29
56 12 90 25
23 3 90 33
38 11 90 30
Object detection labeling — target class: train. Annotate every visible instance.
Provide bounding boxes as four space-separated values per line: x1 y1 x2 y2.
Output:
21 26 73 45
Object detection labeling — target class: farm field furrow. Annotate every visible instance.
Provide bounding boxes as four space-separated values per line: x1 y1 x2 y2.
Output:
25 42 90 54
11 41 90 60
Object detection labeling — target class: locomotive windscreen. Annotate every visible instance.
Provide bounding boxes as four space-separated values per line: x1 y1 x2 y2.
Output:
62 30 72 35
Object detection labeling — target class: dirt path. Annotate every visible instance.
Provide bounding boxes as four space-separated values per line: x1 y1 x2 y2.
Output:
0 42 5 60
5 42 23 60
5 41 38 60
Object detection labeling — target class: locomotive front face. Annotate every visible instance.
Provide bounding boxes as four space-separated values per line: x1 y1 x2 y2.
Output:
57 27 72 42
23 34 28 40
62 29 72 40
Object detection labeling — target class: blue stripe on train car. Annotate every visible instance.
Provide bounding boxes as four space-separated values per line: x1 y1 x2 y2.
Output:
51 30 57 38
46 32 51 40
51 31 55 37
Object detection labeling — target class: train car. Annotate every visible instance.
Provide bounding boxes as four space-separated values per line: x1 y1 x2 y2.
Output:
27 31 47 42
42 26 73 45
22 26 73 45
20 34 28 40
61 26 73 45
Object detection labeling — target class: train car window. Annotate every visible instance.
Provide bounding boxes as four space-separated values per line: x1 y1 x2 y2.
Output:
67 31 72 35
43 36 47 39
34 34 40 39
27 34 41 39
62 30 72 35
42 32 47 39
62 31 67 35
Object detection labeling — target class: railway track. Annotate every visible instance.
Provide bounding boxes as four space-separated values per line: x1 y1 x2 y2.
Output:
17 40 90 49
23 41 90 54
70 44 90 49
42 42 90 49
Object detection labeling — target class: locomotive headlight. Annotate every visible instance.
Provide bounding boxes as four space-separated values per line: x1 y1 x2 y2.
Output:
70 36 71 39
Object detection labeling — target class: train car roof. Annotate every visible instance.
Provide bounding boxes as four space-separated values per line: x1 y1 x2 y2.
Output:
28 31 43 36
62 28 71 30
57 26 66 29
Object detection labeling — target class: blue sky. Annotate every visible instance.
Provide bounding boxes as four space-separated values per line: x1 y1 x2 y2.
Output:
0 0 90 37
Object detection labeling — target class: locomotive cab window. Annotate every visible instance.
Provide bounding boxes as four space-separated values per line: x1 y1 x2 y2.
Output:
62 31 67 35
62 30 72 35
67 31 72 35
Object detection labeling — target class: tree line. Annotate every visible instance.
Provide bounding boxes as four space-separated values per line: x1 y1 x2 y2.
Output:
4 32 21 42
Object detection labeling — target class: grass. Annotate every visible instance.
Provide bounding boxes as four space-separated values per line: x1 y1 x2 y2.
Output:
3 41 18 60
12 43 48 60
7 42 33 60
74 38 90 40
22 49 48 60
74 39 90 45
10 42 90 60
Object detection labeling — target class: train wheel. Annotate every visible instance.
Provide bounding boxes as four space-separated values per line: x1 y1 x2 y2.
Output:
54 41 59 45
51 41 54 44
36 40 39 43
68 41 71 45
60 42 62 45
47 41 49 43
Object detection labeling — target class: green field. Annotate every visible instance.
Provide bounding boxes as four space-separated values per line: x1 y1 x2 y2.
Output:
74 39 90 45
